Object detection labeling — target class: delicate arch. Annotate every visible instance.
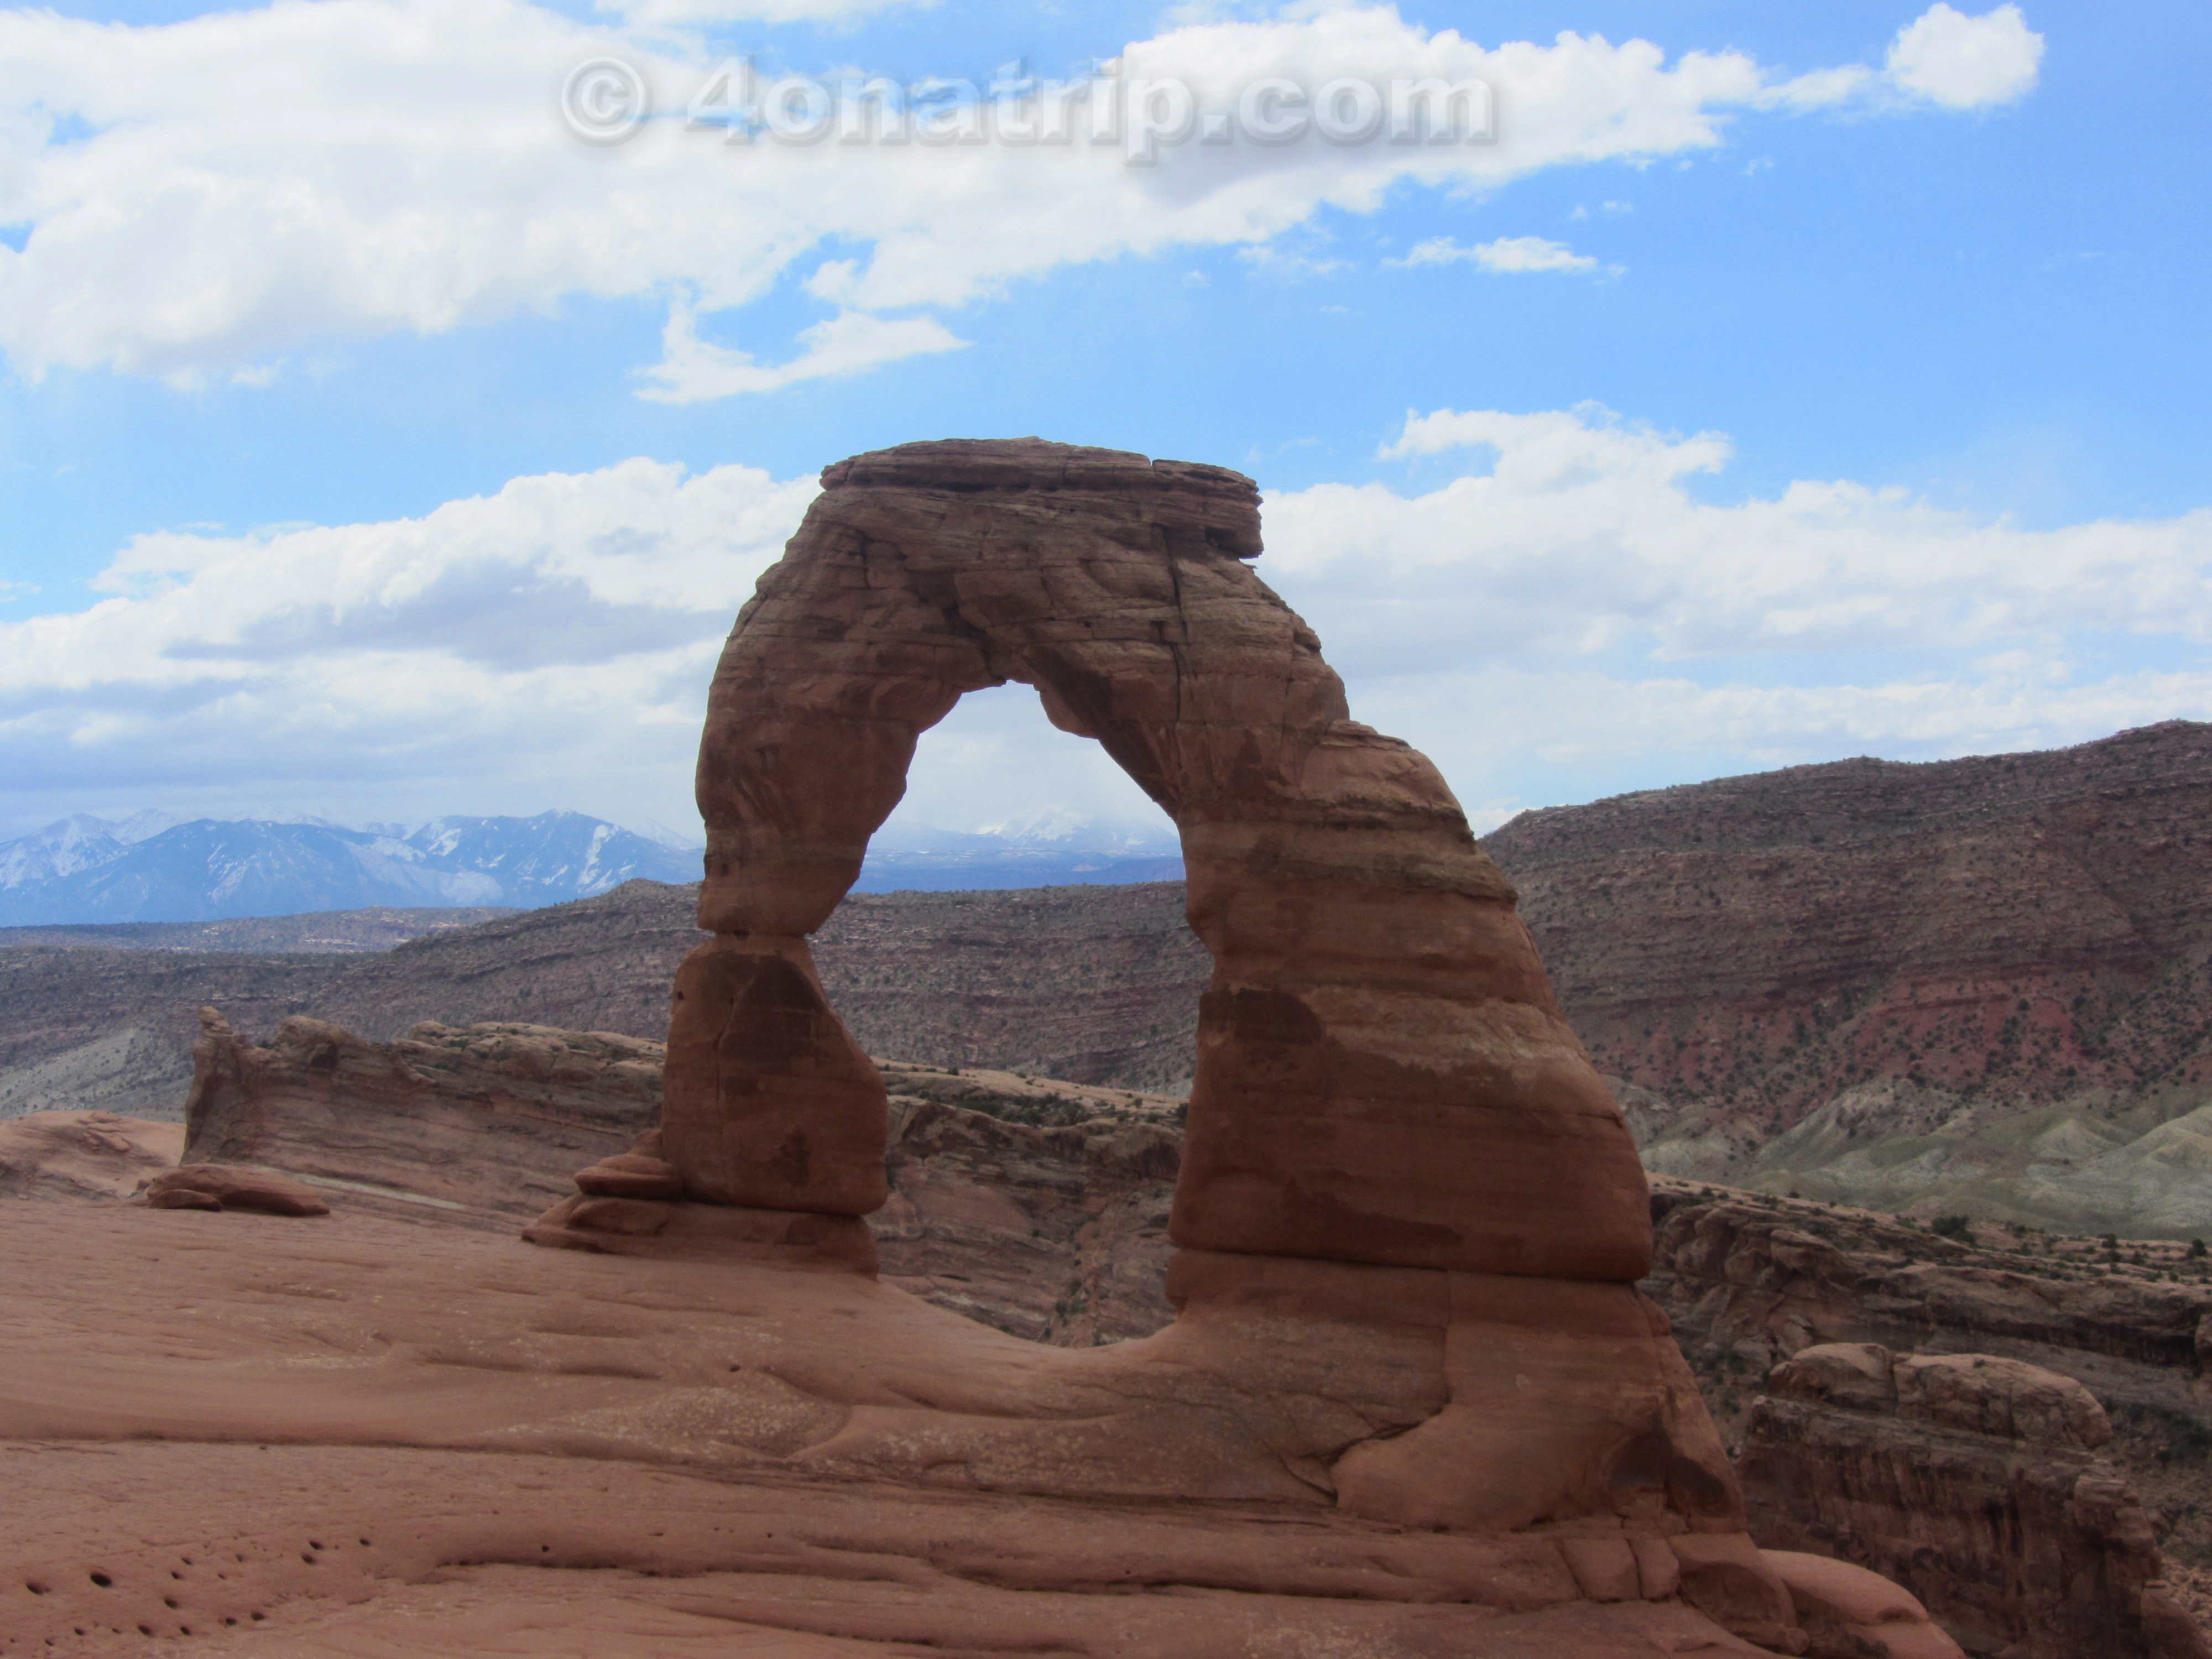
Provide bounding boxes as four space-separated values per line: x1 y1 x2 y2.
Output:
661 439 1650 1282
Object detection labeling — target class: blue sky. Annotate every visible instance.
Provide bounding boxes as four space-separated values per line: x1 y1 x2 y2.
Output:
2 0 2207 843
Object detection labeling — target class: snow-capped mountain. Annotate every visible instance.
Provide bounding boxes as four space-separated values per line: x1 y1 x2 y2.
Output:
0 811 178 889
0 807 1186 924
0 811 699 926
853 813 1182 893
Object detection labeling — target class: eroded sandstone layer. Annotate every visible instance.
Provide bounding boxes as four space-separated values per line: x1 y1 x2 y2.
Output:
184 1009 665 1226
1744 1343 2209 1659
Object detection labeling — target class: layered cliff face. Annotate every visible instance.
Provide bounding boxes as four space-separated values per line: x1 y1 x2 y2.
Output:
1743 1343 2209 1659
176 1009 1189 1340
1486 720 2212 1230
19 724 2212 1239
1644 1180 2212 1577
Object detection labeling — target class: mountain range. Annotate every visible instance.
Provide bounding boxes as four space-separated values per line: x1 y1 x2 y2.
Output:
0 808 1187 925
0 811 695 925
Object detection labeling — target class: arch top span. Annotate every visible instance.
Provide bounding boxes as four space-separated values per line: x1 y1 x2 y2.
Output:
663 437 1651 1283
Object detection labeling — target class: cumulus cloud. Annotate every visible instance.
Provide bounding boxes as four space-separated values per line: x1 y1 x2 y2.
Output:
6 402 2206 837
1392 234 1608 275
1885 3 2044 109
0 2 2035 394
1282 404 2212 676
0 458 819 830
1232 404 2212 811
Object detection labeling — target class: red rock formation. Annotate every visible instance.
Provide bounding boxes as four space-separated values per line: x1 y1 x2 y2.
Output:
1484 721 2212 1141
20 439 1971 1654
639 436 1649 1283
182 1007 666 1226
1744 1342 2209 1659
503 436 1957 1652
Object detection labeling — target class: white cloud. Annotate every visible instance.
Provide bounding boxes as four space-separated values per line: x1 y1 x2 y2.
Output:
1885 3 2044 109
1394 234 1607 275
634 296 967 401
6 405 2208 836
1293 405 2212 677
603 0 922 23
1755 64 1876 113
0 2 2036 396
1253 403 2210 806
0 458 818 831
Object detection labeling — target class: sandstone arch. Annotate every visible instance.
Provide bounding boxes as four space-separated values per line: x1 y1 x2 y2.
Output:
652 437 1650 1282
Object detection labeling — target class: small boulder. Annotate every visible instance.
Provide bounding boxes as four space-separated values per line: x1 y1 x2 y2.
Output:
144 1164 330 1217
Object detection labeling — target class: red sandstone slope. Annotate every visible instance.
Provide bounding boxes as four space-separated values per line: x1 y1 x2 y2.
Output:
1486 719 2212 1119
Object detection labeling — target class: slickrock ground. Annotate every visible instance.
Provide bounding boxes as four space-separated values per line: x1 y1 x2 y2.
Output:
3 1198 1871 1658
1744 1343 2208 1658
0 1109 180 1201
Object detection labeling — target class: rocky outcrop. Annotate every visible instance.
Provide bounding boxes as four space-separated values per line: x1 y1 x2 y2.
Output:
175 1006 1187 1337
875 1088 1181 1344
0 1109 181 1201
1651 1179 2212 1356
1646 1177 2212 1595
1744 1342 2209 1658
1645 1180 2212 1425
182 1009 667 1226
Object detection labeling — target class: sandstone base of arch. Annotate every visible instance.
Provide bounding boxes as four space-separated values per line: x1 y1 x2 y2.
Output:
0 1202 1995 1657
1165 1249 1740 1535
523 1192 879 1274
